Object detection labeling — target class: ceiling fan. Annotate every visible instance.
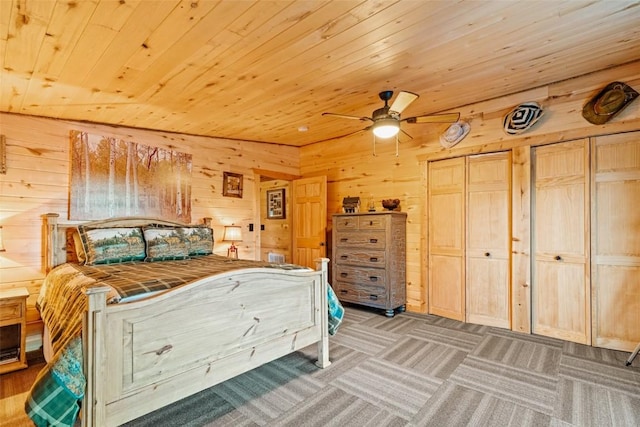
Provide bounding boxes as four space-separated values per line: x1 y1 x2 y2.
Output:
322 90 460 155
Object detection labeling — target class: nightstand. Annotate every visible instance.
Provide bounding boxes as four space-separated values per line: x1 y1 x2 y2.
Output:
0 287 29 374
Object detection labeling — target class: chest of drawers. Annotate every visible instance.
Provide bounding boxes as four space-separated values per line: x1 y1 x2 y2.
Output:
332 212 406 317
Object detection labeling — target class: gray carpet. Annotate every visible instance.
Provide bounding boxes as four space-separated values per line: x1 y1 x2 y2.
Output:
123 305 640 427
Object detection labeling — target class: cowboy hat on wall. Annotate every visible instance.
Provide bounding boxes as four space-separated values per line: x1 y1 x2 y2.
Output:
439 120 470 148
503 102 544 135
582 81 639 125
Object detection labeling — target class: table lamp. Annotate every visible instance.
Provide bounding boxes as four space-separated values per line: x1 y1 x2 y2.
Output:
223 225 242 258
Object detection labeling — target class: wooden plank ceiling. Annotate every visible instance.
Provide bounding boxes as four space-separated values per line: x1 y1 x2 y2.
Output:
1 0 639 147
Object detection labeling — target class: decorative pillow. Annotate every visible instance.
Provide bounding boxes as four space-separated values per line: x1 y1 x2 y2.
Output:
77 226 146 265
143 226 190 261
181 226 214 256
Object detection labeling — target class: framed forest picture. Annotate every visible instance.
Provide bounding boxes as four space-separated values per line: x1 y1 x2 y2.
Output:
69 130 192 222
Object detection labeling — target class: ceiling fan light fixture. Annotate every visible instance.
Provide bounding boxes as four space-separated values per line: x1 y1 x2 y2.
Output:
372 118 400 138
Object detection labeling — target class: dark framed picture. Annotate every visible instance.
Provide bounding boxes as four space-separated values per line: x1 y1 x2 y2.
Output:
223 172 243 198
267 188 285 219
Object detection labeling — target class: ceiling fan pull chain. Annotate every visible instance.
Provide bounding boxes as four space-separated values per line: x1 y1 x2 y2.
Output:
373 134 377 156
395 134 399 157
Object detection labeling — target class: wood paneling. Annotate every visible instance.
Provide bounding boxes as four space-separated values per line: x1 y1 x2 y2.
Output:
1 1 639 146
511 146 532 334
0 113 300 338
1 59 640 351
302 62 640 314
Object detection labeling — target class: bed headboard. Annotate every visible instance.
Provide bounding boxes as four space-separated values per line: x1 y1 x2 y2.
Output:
43 213 193 272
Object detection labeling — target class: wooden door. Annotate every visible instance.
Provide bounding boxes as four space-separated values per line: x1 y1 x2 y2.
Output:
292 176 327 269
428 157 465 321
532 139 590 344
592 133 640 351
466 152 511 328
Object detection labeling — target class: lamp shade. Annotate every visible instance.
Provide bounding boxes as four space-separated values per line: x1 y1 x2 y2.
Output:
372 118 400 138
223 225 242 242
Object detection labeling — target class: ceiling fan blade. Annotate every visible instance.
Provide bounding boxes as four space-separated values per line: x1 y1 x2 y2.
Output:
400 128 413 140
313 127 369 144
322 112 372 122
403 112 460 124
389 91 419 114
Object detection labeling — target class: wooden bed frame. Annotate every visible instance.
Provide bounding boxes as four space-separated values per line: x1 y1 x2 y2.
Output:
43 213 331 427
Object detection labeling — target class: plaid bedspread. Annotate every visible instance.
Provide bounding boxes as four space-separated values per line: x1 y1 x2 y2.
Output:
27 255 343 426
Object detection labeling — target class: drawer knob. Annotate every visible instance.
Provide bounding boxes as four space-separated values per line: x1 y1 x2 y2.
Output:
369 276 378 282
369 221 373 225
369 295 378 300
484 252 490 257
340 238 348 242
369 257 378 262
555 255 562 261
340 255 348 260
340 272 348 277
369 238 378 243
340 290 348 294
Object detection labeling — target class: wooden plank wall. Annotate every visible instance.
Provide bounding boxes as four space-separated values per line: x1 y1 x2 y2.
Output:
259 179 292 263
0 114 299 345
300 61 640 320
1 61 639 347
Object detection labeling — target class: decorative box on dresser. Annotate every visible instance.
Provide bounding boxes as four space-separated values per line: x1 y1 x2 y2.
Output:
332 212 407 317
0 287 29 374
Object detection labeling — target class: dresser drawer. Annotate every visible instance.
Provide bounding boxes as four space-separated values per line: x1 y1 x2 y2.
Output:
335 265 386 286
335 231 386 249
0 300 23 322
334 249 386 267
358 216 387 230
334 281 386 307
335 216 359 231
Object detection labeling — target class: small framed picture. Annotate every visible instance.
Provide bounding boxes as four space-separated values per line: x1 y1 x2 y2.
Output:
223 172 243 198
266 188 285 219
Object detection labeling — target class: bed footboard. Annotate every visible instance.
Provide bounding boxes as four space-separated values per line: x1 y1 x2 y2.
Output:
82 258 330 427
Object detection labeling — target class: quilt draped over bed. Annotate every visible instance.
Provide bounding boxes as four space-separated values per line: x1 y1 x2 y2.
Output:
26 255 343 427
